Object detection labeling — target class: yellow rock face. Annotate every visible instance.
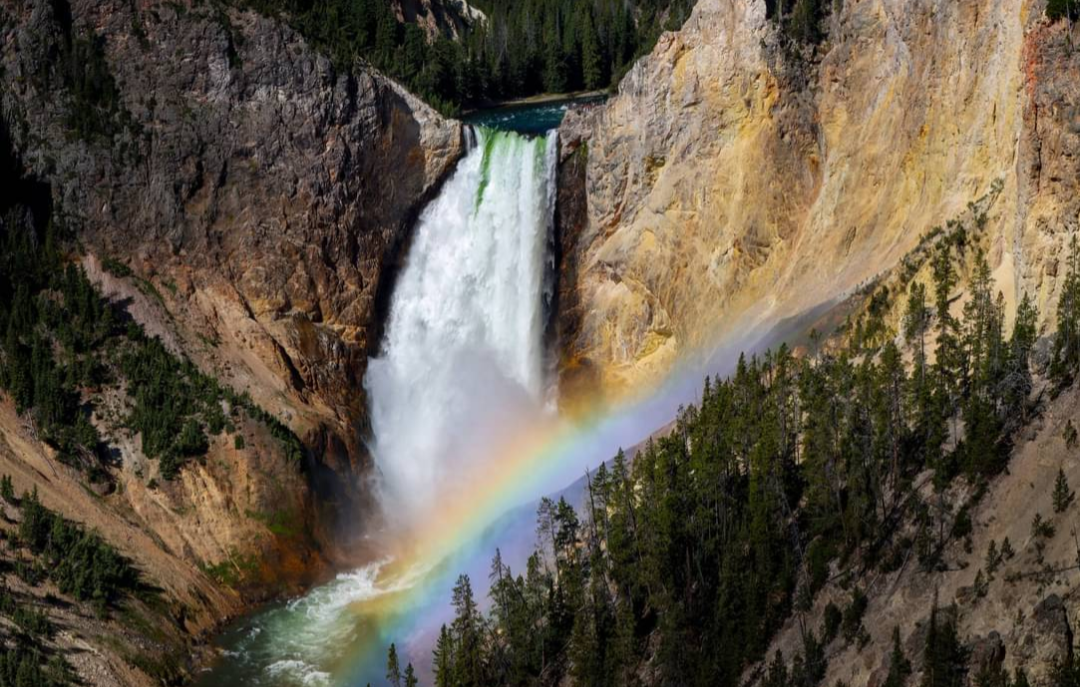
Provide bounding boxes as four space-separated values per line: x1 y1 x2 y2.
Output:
559 0 1080 398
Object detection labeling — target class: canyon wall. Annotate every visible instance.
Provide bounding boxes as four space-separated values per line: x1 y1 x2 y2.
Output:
0 0 461 680
1 0 462 479
558 0 1080 397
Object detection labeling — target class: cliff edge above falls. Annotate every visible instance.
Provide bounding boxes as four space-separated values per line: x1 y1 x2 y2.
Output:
557 0 1080 398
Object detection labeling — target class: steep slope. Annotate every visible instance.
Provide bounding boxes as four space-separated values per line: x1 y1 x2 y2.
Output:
1 0 462 486
557 0 1080 399
761 380 1080 686
0 0 462 682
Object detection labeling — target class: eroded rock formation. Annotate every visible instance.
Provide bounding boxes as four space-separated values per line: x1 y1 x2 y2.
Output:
0 0 462 680
1 0 462 466
558 0 1080 397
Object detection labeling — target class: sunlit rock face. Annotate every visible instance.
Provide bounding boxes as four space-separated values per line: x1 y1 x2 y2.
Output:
558 0 1079 397
1 0 463 461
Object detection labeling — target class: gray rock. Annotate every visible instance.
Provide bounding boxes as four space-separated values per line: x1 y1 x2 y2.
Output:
1 0 463 445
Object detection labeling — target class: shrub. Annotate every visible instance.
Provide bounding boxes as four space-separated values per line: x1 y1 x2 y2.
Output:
842 588 868 643
985 540 1001 576
1047 0 1079 21
1053 468 1074 513
1031 512 1056 540
823 602 842 642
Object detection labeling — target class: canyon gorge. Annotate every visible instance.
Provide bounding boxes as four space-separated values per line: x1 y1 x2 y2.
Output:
0 0 1079 683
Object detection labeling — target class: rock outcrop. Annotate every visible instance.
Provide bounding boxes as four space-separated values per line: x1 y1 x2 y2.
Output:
558 0 1080 398
760 381 1080 686
1 0 462 469
392 0 485 40
0 0 462 681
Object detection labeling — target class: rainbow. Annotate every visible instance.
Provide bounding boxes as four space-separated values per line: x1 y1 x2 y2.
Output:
330 326 762 686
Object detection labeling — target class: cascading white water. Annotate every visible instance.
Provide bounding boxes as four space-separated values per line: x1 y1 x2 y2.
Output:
365 127 559 530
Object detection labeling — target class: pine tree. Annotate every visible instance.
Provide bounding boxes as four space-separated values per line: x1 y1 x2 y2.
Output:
386 643 402 687
985 540 1000 576
961 252 1008 477
1004 293 1038 428
761 651 789 687
432 624 454 687
579 7 604 89
1054 467 1075 513
1052 236 1080 385
932 248 961 387
920 604 967 687
404 663 418 687
930 247 961 482
906 281 943 469
883 626 911 687
451 575 485 687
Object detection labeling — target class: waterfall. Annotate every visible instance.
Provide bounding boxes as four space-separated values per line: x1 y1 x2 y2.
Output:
365 127 559 531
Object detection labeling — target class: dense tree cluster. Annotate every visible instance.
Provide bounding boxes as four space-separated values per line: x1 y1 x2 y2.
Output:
415 230 1080 686
0 202 305 481
16 487 141 609
1045 0 1078 22
764 0 832 44
0 592 74 687
0 214 106 474
0 485 140 687
238 0 692 113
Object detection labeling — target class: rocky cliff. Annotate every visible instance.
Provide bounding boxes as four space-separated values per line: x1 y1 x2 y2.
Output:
0 0 462 681
554 0 1080 682
557 0 1080 398
2 0 462 482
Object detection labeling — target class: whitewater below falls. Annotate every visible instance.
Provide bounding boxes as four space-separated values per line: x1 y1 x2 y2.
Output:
198 127 560 687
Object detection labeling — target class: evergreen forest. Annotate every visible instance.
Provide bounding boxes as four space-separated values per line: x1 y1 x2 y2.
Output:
238 0 698 113
414 222 1080 686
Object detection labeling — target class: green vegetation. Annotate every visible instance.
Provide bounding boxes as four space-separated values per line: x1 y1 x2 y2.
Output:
0 216 107 474
59 33 126 141
1031 512 1055 540
883 627 911 687
1046 0 1078 22
766 0 831 44
1053 467 1074 513
17 487 141 609
0 197 306 482
417 225 1080 685
245 509 301 537
200 548 259 587
119 334 226 478
0 645 74 687
238 0 693 113
0 484 141 686
920 604 966 687
1052 237 1080 386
